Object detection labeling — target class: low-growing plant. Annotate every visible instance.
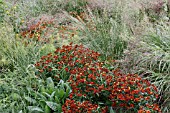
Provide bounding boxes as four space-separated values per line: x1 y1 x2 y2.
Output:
25 77 71 113
0 55 13 73
35 43 100 82
35 43 161 113
0 22 47 112
63 68 161 113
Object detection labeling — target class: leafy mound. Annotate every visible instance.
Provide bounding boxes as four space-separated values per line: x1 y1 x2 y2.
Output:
35 43 100 82
35 43 161 113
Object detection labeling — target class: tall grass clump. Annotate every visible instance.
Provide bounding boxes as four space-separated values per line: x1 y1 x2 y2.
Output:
68 1 129 61
142 23 170 112
121 22 170 112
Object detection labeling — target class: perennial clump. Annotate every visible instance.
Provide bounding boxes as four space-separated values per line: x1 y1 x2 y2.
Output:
35 43 161 113
35 43 100 81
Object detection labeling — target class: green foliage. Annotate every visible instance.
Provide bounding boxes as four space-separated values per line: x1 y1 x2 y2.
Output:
0 0 169 112
0 56 13 72
35 44 100 82
31 0 87 16
0 21 43 112
64 0 87 14
76 9 128 61
144 1 170 22
0 0 5 22
29 0 62 16
25 77 71 113
39 44 56 57
121 22 170 112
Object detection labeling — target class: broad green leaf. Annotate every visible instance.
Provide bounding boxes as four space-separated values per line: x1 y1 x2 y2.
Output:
43 92 51 98
45 105 51 113
58 89 65 98
24 96 37 104
46 101 58 111
12 93 20 101
55 96 60 103
56 104 62 112
39 100 46 108
46 77 54 88
36 92 47 100
50 91 56 99
27 106 44 112
65 88 70 97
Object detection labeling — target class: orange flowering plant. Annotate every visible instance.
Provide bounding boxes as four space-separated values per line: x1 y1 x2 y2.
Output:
20 18 55 44
20 17 79 46
63 68 161 113
35 43 100 82
110 70 161 113
35 43 161 113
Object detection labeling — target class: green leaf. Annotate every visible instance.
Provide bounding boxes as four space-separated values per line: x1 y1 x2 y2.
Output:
46 101 58 111
56 104 62 112
39 100 46 108
64 83 71 97
36 92 47 100
110 107 115 113
12 93 20 101
58 89 65 98
45 105 51 113
65 88 70 97
55 96 60 103
27 106 44 112
40 86 46 93
24 96 37 104
43 92 51 98
50 91 56 98
18 110 22 113
46 77 54 88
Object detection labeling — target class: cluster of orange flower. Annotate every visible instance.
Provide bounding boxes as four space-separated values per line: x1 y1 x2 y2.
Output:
20 18 79 45
35 43 161 113
35 43 100 81
21 19 54 42
110 70 161 113
62 99 108 113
